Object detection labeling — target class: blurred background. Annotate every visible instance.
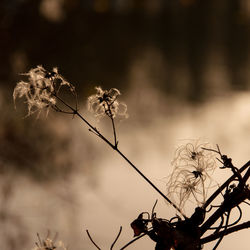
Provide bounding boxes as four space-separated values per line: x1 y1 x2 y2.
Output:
0 0 250 249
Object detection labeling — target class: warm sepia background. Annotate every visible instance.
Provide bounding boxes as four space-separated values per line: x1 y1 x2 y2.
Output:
0 1 250 249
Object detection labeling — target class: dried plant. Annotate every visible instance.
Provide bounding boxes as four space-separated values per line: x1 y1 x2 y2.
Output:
87 86 128 119
34 233 67 250
14 66 249 250
13 65 77 117
166 140 218 211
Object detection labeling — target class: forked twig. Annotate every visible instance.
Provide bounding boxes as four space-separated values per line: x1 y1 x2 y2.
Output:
86 227 123 250
110 226 122 250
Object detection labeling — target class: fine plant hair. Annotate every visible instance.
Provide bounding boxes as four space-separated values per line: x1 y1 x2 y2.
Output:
166 140 218 211
14 66 250 250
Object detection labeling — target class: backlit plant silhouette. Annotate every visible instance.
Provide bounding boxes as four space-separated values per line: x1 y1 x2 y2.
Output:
34 233 67 250
14 66 250 250
166 141 218 211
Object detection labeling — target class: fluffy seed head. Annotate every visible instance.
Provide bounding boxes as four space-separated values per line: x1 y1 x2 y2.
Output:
166 140 218 210
13 65 75 117
87 86 128 119
33 233 67 250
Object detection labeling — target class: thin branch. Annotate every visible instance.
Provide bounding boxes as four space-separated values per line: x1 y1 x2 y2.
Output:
54 93 186 218
207 215 224 232
86 230 101 250
115 148 186 218
201 146 219 155
110 116 118 147
36 233 42 246
53 94 97 134
201 221 250 244
151 199 158 217
106 102 118 147
208 205 242 230
52 106 75 115
202 160 250 209
120 233 147 250
226 206 242 228
242 164 250 186
201 184 248 236
110 226 122 250
212 210 230 250
214 215 224 234
243 200 250 206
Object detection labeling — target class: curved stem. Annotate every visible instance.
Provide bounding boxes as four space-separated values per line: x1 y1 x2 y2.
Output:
110 116 118 147
201 221 250 245
86 230 101 250
202 161 250 209
120 233 147 250
212 210 230 250
110 226 122 250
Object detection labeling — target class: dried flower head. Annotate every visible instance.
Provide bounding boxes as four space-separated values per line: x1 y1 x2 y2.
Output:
87 86 128 119
166 140 217 210
33 233 67 250
13 65 75 117
178 178 202 207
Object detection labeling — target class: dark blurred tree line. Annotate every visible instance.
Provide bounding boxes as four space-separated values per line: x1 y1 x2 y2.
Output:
1 0 250 100
1 0 250 180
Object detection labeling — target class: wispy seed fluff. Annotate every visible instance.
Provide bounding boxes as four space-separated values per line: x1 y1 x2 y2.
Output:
87 86 128 119
166 140 218 209
13 65 75 117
